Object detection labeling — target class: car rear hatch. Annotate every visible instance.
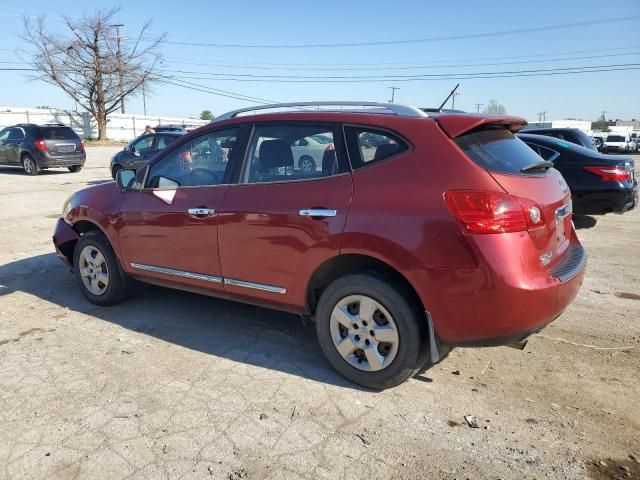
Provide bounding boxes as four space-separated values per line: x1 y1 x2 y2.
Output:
439 115 577 274
40 126 83 157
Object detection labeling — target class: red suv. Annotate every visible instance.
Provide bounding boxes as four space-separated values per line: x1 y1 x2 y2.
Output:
53 102 586 389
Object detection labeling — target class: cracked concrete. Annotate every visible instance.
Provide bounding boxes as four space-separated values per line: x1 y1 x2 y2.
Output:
0 148 639 479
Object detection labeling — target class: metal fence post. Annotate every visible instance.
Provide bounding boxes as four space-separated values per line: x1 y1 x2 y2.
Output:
26 110 30 124
132 115 136 137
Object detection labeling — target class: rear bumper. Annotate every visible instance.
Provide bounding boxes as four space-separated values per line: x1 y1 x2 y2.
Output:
417 234 586 346
573 186 638 215
37 151 86 167
52 218 79 268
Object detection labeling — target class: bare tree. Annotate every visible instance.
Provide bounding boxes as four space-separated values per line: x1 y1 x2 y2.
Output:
22 9 165 140
483 99 507 115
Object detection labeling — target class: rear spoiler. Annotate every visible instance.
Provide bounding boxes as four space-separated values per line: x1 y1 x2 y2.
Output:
435 114 528 138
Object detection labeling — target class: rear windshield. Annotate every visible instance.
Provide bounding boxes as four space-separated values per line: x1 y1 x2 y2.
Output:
40 127 79 140
455 127 547 174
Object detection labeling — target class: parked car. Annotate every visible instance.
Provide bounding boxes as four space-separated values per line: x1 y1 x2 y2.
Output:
53 102 586 389
110 131 185 178
604 134 632 153
522 127 597 151
518 133 637 215
0 123 85 175
290 134 334 172
155 124 188 133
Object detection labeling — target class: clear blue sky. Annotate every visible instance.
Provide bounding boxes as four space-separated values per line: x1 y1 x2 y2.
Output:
0 0 639 121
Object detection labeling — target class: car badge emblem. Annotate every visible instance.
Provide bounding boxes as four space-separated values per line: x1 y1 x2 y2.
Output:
559 179 569 194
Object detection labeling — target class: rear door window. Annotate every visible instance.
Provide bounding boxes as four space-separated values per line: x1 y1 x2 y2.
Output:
455 127 548 175
40 127 78 140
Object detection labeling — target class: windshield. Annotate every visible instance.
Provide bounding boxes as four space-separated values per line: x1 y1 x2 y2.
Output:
455 127 547 174
607 135 625 142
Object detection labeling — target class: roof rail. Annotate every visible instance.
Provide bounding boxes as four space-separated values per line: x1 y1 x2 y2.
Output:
213 101 428 122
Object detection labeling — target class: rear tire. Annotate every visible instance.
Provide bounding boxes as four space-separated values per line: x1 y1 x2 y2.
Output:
73 231 130 306
315 273 428 389
68 165 82 173
22 154 40 176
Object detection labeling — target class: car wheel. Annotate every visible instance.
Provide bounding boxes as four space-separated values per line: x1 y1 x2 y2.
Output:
22 154 40 176
73 231 130 306
68 165 83 173
315 273 428 389
111 164 122 180
298 156 316 173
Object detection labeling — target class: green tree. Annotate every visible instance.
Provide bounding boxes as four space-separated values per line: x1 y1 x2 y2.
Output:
200 110 214 121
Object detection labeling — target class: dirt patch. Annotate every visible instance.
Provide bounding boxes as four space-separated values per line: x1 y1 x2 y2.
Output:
587 457 640 479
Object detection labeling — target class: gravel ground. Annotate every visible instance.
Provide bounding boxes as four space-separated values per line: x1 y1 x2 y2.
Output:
0 147 638 480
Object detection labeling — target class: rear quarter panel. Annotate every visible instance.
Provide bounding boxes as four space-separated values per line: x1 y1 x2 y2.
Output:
341 118 503 304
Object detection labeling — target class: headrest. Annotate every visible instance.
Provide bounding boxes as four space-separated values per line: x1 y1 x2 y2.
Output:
259 139 294 171
374 143 401 160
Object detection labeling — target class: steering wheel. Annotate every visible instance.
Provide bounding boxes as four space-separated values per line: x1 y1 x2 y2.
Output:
185 168 222 186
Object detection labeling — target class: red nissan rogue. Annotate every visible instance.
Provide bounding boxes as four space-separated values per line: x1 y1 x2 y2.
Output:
53 102 586 389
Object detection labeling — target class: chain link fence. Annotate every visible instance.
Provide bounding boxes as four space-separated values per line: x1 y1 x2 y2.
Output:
0 107 208 141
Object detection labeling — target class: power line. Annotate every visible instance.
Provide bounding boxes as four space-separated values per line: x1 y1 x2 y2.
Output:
158 51 640 72
160 65 640 83
155 63 640 81
160 45 640 68
144 16 639 48
156 76 277 104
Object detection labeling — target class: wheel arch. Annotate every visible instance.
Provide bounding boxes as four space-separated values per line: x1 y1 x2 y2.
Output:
305 253 425 317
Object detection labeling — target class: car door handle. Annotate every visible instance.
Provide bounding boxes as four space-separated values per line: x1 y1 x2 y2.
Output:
187 207 215 218
298 209 337 218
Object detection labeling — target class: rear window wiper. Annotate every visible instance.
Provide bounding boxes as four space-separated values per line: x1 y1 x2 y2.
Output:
521 160 554 173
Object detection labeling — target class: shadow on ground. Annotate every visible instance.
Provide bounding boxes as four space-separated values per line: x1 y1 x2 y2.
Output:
0 253 365 390
573 215 598 230
0 166 69 176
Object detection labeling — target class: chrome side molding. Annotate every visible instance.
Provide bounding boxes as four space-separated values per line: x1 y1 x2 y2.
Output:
130 263 222 284
130 263 286 294
225 278 287 294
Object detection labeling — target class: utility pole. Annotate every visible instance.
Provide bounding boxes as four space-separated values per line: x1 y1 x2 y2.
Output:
111 23 125 114
474 103 484 113
451 91 462 110
542 111 547 124
388 86 400 103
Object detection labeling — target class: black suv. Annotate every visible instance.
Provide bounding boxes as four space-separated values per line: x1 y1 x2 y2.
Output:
0 123 86 175
522 127 596 151
110 131 185 178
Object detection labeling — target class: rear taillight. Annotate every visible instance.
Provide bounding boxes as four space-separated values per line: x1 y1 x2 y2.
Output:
584 166 631 182
34 139 47 151
79 141 85 151
445 190 546 234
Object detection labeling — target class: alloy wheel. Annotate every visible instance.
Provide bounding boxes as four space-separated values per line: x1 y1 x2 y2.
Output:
23 157 34 174
329 295 399 372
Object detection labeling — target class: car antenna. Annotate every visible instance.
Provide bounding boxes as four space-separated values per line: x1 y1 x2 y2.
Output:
437 83 460 111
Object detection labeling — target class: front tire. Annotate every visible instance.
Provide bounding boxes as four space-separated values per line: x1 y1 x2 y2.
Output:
68 165 83 173
22 154 40 176
298 155 316 172
315 273 428 389
73 231 129 306
111 164 122 180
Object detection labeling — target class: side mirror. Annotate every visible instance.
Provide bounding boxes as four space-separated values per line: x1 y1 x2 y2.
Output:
116 169 137 189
